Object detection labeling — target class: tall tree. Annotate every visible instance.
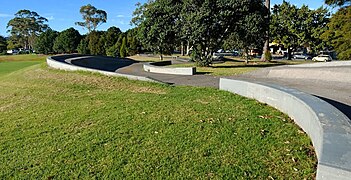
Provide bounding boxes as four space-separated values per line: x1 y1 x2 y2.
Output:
224 4 267 63
7 10 48 50
103 26 122 52
53 28 81 53
0 36 7 54
325 0 350 6
132 0 181 60
270 1 329 59
75 4 107 33
34 28 58 54
181 0 267 66
321 6 351 60
87 31 105 55
261 0 270 61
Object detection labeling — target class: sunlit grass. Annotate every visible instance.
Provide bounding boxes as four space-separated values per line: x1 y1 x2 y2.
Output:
0 63 317 179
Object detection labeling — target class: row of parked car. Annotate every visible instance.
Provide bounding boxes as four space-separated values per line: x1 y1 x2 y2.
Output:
292 53 333 62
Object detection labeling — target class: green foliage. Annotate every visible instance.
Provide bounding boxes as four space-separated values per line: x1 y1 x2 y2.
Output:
224 2 267 63
34 29 58 54
53 28 81 53
0 36 7 53
87 31 105 55
132 0 179 60
321 6 351 60
106 34 124 57
75 4 107 33
104 26 122 52
77 37 90 54
325 0 350 6
126 28 141 56
134 0 268 66
120 37 127 58
7 9 48 50
270 1 329 59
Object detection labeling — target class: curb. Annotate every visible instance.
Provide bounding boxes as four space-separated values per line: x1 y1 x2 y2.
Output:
220 78 351 180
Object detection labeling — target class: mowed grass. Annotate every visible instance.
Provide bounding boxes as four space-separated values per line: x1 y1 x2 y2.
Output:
0 54 48 62
0 54 47 77
0 64 316 179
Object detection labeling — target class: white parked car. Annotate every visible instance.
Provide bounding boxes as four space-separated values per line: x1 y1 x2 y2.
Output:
312 55 332 62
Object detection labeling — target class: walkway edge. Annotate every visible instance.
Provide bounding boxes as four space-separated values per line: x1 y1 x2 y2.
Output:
220 78 351 180
47 56 158 83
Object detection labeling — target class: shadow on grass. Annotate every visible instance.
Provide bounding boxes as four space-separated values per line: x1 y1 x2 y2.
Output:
315 95 351 121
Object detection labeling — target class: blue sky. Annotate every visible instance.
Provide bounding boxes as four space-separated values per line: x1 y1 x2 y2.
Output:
0 0 329 37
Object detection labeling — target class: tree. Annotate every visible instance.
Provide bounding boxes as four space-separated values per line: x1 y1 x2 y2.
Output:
75 4 107 33
77 37 90 54
181 0 267 66
53 28 81 53
34 28 58 54
0 36 7 54
126 28 141 56
106 34 124 57
270 1 329 59
224 5 267 63
119 37 127 58
87 31 105 55
132 0 180 60
7 10 48 50
104 26 122 52
325 0 350 6
321 6 351 60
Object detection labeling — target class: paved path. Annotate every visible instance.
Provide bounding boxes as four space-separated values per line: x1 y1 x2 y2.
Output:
66 55 351 119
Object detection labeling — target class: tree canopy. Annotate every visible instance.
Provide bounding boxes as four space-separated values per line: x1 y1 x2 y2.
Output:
53 28 81 53
321 6 351 59
270 1 329 59
133 0 268 66
325 0 350 6
34 29 58 54
75 4 107 33
7 9 48 50
0 36 7 53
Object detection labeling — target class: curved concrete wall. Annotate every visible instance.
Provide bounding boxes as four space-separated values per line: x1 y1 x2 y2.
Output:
143 61 196 75
47 56 158 83
220 78 351 180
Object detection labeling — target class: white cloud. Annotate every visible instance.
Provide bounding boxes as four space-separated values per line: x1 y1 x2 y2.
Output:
118 20 126 25
0 13 12 18
46 16 54 20
116 15 125 18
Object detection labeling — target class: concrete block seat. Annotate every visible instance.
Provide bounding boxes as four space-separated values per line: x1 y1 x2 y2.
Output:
143 61 196 75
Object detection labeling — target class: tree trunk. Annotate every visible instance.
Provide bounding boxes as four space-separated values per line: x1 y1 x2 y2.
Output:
261 0 270 62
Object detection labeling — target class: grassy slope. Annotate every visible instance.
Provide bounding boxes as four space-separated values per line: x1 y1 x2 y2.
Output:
0 63 316 179
0 54 47 62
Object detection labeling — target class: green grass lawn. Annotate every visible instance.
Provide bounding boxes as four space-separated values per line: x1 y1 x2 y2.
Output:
0 54 48 62
0 63 316 179
0 54 47 77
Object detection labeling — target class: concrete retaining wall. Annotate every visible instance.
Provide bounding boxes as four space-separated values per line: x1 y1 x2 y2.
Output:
47 56 158 83
220 78 351 180
143 61 196 75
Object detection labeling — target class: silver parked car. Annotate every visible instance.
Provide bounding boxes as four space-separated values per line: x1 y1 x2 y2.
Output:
293 53 312 60
312 54 332 62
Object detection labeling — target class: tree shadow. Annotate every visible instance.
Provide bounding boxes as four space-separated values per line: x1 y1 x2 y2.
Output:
315 95 351 121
